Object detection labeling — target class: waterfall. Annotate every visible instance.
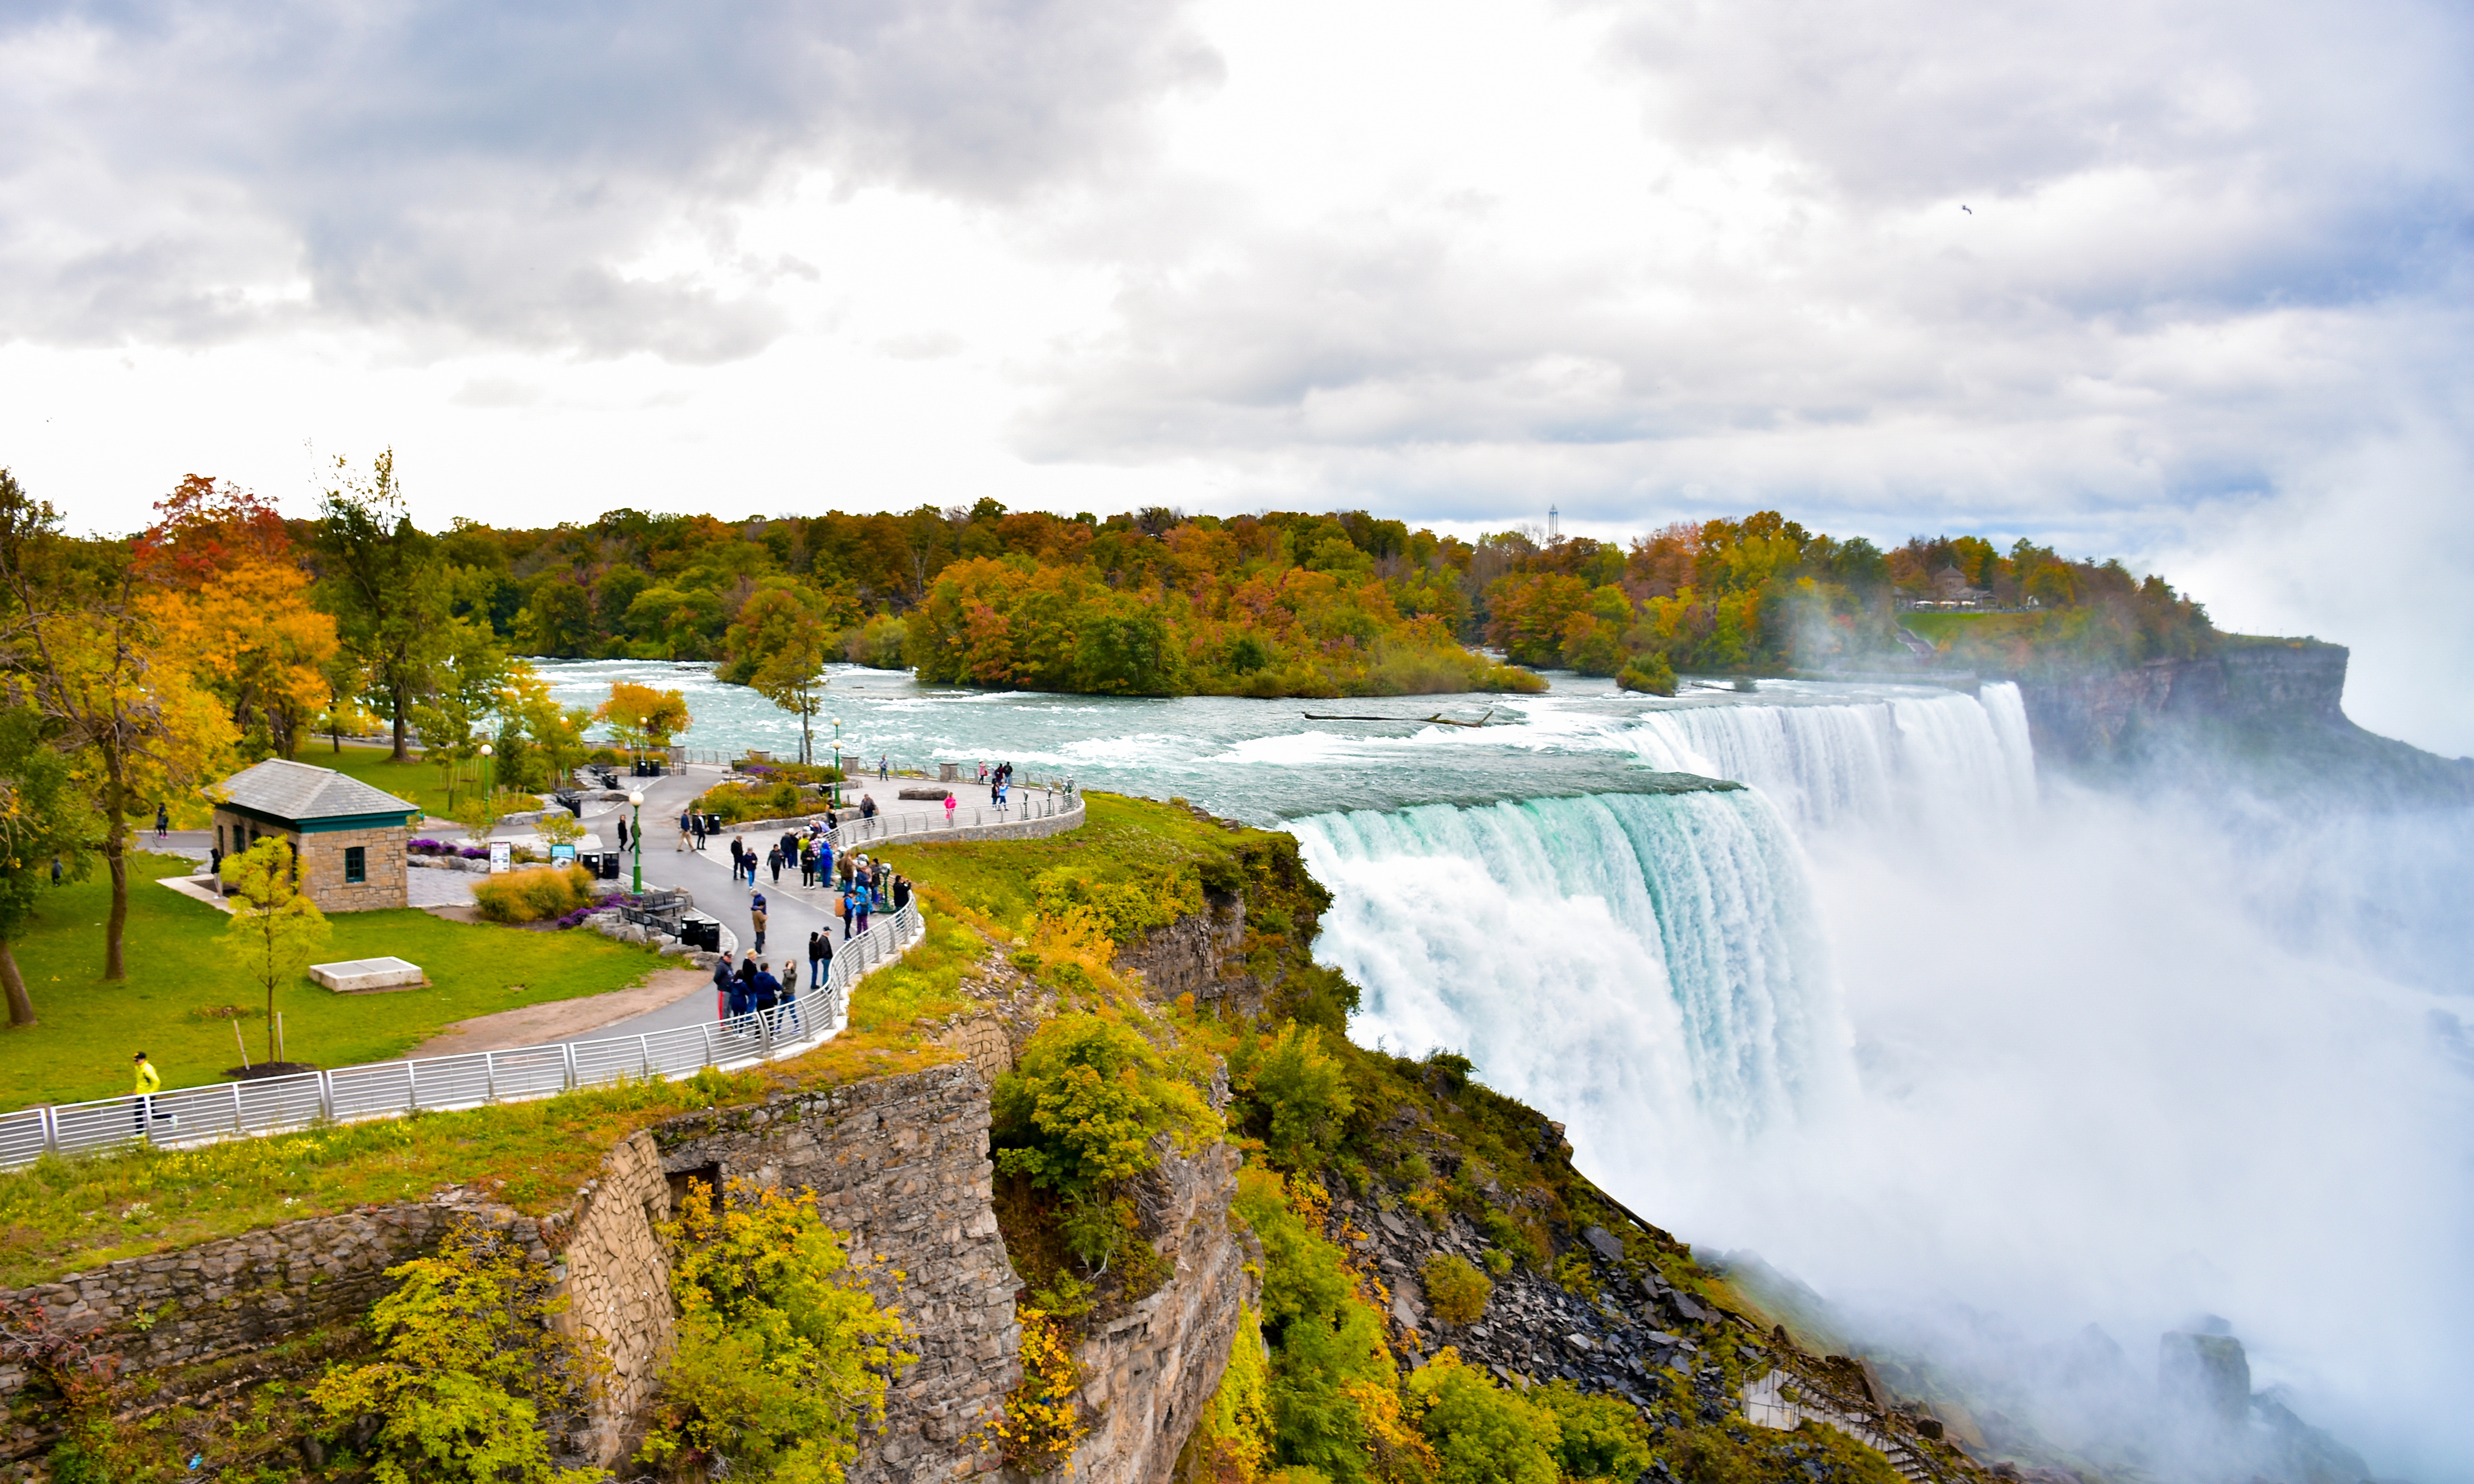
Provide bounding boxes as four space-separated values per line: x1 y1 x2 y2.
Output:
1616 683 2038 833
1295 789 1851 1151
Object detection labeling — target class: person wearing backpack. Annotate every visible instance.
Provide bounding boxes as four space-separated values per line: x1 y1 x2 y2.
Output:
749 891 768 955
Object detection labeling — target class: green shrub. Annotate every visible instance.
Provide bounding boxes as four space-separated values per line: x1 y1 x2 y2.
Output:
473 864 597 924
1242 1022 1355 1172
310 1219 604 1484
638 1178 911 1484
1535 1380 1655 1483
991 1013 1218 1268
1405 1350 1561 1484
1617 654 1678 696
1421 1254 1492 1325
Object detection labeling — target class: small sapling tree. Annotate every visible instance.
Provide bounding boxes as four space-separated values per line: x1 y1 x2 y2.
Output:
218 837 329 1064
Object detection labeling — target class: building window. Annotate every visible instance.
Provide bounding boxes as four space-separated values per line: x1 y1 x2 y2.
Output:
344 846 366 884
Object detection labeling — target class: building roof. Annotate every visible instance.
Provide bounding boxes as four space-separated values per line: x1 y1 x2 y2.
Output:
216 758 418 823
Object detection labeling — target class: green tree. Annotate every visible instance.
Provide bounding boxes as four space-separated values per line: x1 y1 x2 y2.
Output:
311 1220 606 1484
727 588 834 764
514 577 593 655
0 703 95 1026
314 450 449 762
219 837 330 1064
639 1178 911 1484
1536 1380 1655 1482
1244 1021 1355 1171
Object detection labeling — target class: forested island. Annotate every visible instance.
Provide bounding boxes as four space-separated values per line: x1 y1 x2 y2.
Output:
304 474 2223 700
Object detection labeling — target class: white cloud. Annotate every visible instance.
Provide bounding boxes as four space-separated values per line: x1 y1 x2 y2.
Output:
0 0 2469 746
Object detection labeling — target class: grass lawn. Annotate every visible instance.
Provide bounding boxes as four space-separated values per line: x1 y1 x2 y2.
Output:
877 792 1274 937
1 852 667 1111
0 874 990 1288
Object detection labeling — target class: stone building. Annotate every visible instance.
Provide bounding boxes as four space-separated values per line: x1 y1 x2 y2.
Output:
209 758 420 912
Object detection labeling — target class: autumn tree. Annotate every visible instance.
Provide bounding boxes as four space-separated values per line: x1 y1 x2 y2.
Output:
313 450 447 762
219 837 330 1065
134 475 339 759
596 682 691 762
0 704 96 1026
0 470 236 980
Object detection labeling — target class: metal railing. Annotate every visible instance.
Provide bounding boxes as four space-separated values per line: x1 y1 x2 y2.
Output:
822 788 1082 850
0 904 927 1172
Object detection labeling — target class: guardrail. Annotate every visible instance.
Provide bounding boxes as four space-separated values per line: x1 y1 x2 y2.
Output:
0 903 927 1172
823 789 1082 850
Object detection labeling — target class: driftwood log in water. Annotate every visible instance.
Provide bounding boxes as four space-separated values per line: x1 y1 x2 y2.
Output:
1300 710 1494 727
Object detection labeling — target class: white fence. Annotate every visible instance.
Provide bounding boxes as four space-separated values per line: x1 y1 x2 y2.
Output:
0 904 926 1171
822 789 1081 849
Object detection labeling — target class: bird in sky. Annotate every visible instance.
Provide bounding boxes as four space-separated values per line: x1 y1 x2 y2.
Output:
1962 204 1973 214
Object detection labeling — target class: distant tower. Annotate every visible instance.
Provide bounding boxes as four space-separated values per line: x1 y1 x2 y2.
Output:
1548 506 1560 544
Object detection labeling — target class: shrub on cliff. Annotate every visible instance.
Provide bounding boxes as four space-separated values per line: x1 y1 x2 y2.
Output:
990 1012 1218 1269
1421 1254 1493 1325
1235 1021 1355 1172
310 1219 606 1484
637 1178 912 1484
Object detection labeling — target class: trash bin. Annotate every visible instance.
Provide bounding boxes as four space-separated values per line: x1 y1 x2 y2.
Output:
701 811 722 836
598 851 621 881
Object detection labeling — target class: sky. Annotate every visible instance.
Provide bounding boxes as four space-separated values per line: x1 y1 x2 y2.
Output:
2 0 2469 752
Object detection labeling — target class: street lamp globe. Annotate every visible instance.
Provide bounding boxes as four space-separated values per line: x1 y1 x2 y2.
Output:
628 790 643 807
478 743 492 757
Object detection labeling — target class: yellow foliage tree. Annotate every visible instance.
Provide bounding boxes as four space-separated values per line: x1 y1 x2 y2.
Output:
0 471 238 979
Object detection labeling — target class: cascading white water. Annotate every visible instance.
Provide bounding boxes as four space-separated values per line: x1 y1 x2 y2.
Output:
1295 787 1851 1151
1618 683 2038 831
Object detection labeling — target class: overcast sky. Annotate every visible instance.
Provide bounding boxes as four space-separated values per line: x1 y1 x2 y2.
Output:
2 0 2468 750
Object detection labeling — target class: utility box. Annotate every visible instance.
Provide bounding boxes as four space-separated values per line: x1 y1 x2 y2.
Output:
939 761 959 782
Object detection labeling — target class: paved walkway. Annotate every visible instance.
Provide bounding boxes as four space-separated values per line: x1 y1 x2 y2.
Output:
431 764 1070 1046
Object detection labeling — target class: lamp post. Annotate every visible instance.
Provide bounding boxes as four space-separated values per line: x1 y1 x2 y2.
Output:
628 789 645 894
478 743 493 837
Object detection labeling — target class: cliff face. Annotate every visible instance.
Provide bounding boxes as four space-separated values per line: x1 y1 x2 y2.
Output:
2016 639 2473 801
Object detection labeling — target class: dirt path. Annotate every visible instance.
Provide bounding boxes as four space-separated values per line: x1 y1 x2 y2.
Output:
401 967 711 1059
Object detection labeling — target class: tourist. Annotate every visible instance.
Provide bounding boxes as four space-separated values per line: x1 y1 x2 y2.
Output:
766 844 781 884
892 873 912 913
155 802 169 842
754 961 780 1014
750 891 768 954
678 809 691 851
616 816 629 851
131 1050 159 1137
854 883 871 936
808 929 829 997
711 951 735 1019
731 957 757 1018
878 754 889 779
841 885 859 940
780 958 801 1032
943 791 956 828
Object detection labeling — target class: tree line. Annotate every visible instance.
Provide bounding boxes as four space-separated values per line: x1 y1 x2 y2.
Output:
0 452 2222 1020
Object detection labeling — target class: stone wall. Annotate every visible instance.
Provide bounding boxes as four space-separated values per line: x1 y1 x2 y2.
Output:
645 1065 1023 1484
1064 1139 1259 1484
0 1195 558 1459
550 1129 676 1468
300 823 413 912
207 810 411 912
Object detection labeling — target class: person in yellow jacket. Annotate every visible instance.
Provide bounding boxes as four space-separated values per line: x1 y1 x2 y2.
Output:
132 1050 160 1137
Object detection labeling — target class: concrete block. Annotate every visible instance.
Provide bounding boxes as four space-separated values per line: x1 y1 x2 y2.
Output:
309 956 426 993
